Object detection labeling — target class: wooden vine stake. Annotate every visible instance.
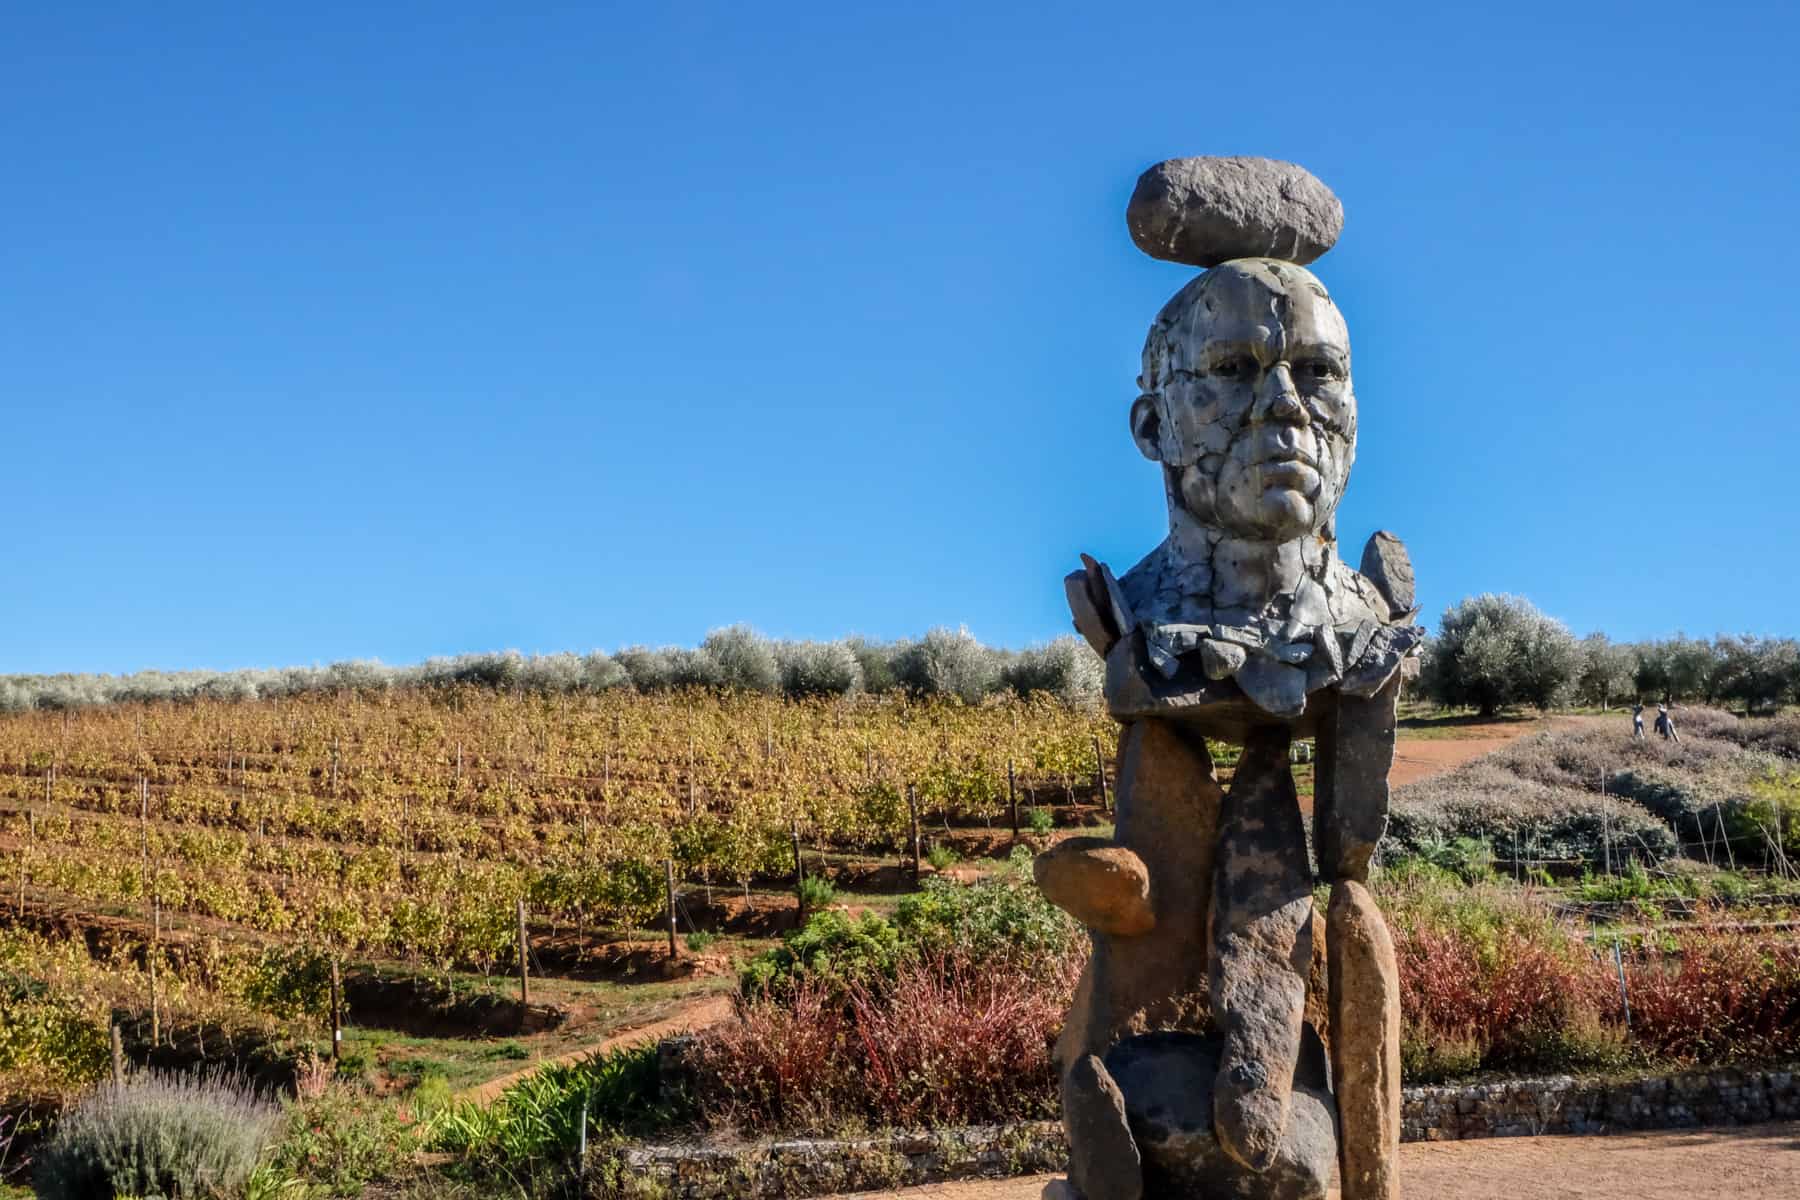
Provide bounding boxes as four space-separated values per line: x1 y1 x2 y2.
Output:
790 820 805 910
665 858 679 960
329 955 343 1062
149 894 161 1049
1008 759 1019 838
1092 735 1110 812
516 898 531 1007
906 783 922 878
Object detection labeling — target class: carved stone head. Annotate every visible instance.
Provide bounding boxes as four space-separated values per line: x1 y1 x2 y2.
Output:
1130 259 1355 545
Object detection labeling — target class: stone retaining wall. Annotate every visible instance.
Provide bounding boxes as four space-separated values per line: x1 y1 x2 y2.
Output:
589 1064 1800 1198
590 1122 1065 1200
1402 1065 1800 1141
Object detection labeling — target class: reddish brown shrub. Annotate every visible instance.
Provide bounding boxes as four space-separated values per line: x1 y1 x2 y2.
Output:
687 950 1077 1133
1624 925 1800 1064
1395 921 1618 1076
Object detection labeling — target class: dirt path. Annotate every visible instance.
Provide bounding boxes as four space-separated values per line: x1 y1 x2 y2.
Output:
1385 713 1610 788
827 1121 1800 1198
1388 734 1524 787
454 993 733 1106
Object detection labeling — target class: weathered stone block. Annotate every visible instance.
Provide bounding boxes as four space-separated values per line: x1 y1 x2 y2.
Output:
1127 157 1342 268
1035 839 1155 937
1328 880 1400 1200
1107 1030 1336 1200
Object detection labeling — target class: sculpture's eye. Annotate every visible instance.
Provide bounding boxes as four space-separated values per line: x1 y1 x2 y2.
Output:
1209 355 1258 380
1293 357 1342 384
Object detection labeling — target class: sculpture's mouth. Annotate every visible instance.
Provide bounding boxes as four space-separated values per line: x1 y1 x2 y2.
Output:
1258 458 1320 493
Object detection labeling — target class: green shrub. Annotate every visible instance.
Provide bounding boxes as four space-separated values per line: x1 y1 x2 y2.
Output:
894 876 1077 965
34 1070 282 1200
684 930 720 954
240 946 333 1022
271 1083 415 1196
796 875 838 913
925 844 960 871
739 911 902 997
741 875 1077 998
430 1044 680 1173
1027 806 1055 836
408 1071 454 1119
0 970 107 1093
1404 834 1496 883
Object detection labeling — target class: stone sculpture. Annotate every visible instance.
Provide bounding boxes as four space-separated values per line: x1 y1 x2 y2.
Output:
1038 156 1421 1200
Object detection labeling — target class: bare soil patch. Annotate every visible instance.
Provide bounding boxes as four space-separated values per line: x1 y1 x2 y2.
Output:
827 1121 1800 1198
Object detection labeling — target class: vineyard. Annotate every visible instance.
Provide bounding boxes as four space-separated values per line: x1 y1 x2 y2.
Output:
0 687 1115 979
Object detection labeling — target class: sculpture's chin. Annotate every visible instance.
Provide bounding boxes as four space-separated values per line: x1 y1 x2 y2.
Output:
1247 489 1315 541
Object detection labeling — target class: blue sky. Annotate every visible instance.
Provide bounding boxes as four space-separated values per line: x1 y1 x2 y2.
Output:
6 2 1797 675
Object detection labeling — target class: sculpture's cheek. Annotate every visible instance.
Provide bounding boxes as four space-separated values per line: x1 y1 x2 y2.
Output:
1176 463 1220 525
1162 378 1249 463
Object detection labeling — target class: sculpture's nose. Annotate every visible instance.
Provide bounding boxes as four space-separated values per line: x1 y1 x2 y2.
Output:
1254 362 1307 424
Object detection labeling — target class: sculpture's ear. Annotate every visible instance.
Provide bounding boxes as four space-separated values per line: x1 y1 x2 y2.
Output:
1129 393 1163 462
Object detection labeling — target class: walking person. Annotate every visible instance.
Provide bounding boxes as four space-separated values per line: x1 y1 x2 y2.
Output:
1631 703 1646 740
1654 703 1680 743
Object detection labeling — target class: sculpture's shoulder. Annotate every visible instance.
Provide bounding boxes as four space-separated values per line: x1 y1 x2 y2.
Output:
1116 540 1180 622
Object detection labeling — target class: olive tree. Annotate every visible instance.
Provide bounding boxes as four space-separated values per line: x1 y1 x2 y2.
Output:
1422 594 1580 716
1576 633 1637 710
1712 635 1799 714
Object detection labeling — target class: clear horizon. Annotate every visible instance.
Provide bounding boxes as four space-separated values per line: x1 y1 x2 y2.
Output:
8 2 1797 675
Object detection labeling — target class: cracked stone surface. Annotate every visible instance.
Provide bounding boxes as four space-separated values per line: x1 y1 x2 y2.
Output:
1105 1030 1336 1200
1048 157 1408 1200
1073 256 1420 739
1062 1054 1143 1200
1209 727 1314 1172
1128 157 1342 268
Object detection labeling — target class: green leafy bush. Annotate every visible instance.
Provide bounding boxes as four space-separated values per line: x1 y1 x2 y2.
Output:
0 971 107 1094
430 1043 679 1173
739 911 901 997
271 1083 415 1197
925 843 960 871
240 947 334 1022
740 875 1077 999
894 876 1077 964
35 1070 282 1200
796 875 838 914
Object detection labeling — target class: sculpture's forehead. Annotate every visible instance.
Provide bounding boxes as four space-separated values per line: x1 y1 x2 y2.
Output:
1157 258 1348 353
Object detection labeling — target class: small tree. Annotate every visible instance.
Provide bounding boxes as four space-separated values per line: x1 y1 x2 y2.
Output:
702 626 781 694
1515 617 1581 710
1634 635 1724 702
1713 635 1800 714
1423 594 1578 717
1576 633 1636 710
892 628 1002 704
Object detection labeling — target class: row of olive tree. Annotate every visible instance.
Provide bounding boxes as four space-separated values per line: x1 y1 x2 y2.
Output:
0 626 1104 714
1420 594 1799 714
